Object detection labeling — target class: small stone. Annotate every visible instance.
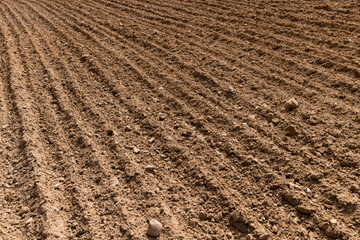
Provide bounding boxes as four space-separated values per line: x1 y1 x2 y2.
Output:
147 219 162 237
285 99 299 110
113 178 119 187
124 125 132 132
19 206 30 216
133 147 140 154
25 217 34 225
288 182 302 191
296 205 314 215
319 221 330 230
54 183 61 189
2 124 8 129
149 137 155 143
330 218 337 225
318 147 327 154
271 117 280 125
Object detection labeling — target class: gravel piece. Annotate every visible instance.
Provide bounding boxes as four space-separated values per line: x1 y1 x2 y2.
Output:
285 99 299 110
133 147 140 154
147 219 162 237
296 205 314 215
113 178 119 187
19 206 30 216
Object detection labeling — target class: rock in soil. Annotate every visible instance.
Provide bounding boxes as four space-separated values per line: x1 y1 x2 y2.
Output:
285 99 299 110
296 204 315 215
147 219 162 237
133 147 140 154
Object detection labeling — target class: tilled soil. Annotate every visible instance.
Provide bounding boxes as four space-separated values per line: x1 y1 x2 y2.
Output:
0 0 359 239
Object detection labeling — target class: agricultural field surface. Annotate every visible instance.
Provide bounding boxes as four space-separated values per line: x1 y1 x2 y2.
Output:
0 0 359 239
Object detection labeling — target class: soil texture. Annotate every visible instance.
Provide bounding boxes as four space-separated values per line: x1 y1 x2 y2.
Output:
0 0 359 239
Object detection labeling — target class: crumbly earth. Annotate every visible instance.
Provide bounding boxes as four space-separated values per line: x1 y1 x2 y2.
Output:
0 0 359 239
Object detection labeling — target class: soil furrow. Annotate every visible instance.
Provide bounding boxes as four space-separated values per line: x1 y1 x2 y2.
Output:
0 5 64 238
57 0 358 110
0 13 29 240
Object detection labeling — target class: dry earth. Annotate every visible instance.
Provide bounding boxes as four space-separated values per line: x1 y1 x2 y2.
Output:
0 0 360 239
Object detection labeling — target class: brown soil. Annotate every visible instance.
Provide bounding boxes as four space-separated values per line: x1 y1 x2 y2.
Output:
0 0 359 239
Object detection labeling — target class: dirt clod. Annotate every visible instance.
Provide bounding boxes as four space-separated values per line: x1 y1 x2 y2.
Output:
285 125 297 136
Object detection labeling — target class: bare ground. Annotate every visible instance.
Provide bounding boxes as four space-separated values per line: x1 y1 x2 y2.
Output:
0 0 359 239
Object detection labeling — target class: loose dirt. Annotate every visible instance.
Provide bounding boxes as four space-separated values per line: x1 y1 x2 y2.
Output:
0 0 359 239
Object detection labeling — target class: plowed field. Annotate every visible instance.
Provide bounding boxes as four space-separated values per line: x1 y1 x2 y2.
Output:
0 0 359 239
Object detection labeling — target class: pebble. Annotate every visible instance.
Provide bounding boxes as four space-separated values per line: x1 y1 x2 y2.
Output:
133 147 140 154
296 205 314 215
271 117 280 125
330 218 337 225
285 99 299 110
288 182 302 191
25 217 34 225
19 206 30 216
113 178 119 187
124 125 132 132
147 219 162 237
